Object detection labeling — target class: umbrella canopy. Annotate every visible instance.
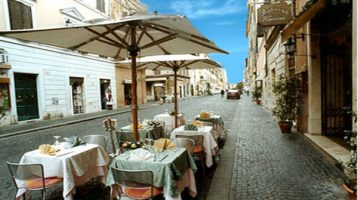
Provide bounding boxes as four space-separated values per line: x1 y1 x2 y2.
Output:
118 54 222 127
0 14 227 140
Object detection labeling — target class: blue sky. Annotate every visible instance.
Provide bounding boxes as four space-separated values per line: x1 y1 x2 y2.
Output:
141 0 248 84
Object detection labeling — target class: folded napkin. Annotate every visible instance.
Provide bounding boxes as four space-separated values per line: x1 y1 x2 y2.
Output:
199 112 211 118
69 136 83 147
184 124 198 131
193 120 203 127
38 144 59 155
130 123 142 130
129 148 154 161
154 138 176 151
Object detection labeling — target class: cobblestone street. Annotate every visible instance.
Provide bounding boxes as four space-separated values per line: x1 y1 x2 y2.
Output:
230 96 348 200
0 95 350 200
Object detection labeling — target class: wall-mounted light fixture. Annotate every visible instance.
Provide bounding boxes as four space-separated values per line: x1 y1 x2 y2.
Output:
284 38 296 56
0 49 9 64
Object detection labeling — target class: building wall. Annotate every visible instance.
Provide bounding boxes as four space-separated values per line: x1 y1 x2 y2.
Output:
115 65 146 106
353 0 357 132
0 38 115 125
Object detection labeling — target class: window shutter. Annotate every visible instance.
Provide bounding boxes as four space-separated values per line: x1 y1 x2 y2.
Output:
8 0 33 30
22 4 33 29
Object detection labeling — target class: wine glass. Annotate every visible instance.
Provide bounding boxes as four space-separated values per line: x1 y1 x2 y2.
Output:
53 136 61 146
145 138 154 151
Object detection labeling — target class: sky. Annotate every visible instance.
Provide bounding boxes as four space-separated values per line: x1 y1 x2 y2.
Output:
141 0 248 84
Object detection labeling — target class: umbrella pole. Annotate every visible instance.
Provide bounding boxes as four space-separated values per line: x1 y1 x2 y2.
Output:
173 68 178 128
129 26 139 141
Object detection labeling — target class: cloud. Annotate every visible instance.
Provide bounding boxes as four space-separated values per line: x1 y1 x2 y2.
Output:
170 0 245 19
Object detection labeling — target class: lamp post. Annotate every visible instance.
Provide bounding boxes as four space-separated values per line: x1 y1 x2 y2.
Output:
284 38 296 56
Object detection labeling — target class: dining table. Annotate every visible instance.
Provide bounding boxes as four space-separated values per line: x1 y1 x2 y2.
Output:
19 143 109 200
170 125 218 167
106 148 197 200
118 124 164 140
153 113 186 133
195 114 225 138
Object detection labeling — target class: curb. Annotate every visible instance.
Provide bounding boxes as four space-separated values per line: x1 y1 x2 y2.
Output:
0 104 156 139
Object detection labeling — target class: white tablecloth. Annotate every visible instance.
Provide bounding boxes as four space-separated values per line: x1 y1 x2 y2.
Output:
154 113 185 133
170 126 218 167
19 144 109 200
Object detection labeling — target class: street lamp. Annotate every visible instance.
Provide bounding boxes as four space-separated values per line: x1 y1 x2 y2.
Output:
284 38 295 56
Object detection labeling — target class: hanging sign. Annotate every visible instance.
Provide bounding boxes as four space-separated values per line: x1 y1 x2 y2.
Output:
258 3 292 26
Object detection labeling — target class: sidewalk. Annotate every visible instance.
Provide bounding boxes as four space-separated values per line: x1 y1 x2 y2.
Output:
207 96 348 200
0 103 158 139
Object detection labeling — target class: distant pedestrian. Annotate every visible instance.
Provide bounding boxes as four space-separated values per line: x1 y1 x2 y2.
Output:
221 89 225 97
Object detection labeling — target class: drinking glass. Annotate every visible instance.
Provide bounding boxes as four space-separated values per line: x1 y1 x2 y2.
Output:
165 109 168 114
53 136 61 146
145 138 154 151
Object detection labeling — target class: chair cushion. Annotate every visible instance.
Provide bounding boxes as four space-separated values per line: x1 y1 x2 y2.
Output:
25 177 62 189
124 187 162 199
193 145 203 153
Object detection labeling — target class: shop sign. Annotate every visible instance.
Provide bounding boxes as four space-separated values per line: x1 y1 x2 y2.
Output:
258 3 292 26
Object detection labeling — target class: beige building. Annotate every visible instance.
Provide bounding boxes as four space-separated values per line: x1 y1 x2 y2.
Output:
246 0 356 165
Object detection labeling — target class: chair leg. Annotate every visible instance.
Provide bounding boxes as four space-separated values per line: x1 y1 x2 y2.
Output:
42 189 46 200
200 155 206 177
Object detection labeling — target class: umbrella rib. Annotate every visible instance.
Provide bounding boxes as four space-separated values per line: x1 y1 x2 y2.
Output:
141 33 177 50
105 25 129 47
148 22 211 43
69 25 125 50
202 59 221 67
148 22 228 54
179 35 229 54
179 60 198 69
84 27 126 48
136 25 147 46
115 26 131 60
143 31 170 54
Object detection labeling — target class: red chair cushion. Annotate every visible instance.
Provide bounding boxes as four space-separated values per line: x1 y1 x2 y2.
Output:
193 145 203 153
124 187 162 199
25 177 62 189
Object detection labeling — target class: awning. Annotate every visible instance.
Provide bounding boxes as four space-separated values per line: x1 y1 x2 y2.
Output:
281 0 326 41
123 79 132 84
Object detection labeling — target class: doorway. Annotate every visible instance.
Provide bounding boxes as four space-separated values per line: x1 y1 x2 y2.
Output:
100 79 110 110
317 4 352 138
70 77 84 114
14 73 39 121
124 83 131 105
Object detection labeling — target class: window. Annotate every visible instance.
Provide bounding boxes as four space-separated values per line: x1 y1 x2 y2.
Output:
96 0 105 13
8 0 33 30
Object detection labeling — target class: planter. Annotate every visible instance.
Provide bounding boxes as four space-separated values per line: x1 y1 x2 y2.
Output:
342 183 357 200
278 121 292 133
256 99 261 105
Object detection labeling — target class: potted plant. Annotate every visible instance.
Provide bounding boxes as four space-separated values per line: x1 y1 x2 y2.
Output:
272 75 298 133
252 86 262 105
338 129 357 199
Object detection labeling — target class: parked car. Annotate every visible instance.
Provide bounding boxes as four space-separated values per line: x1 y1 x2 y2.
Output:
227 89 240 99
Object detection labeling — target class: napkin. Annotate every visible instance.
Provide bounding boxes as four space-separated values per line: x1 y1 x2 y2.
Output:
193 120 203 127
38 144 59 155
154 138 176 151
129 148 154 161
184 124 198 131
130 123 142 130
199 112 211 118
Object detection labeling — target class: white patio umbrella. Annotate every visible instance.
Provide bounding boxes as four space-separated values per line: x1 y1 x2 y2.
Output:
118 54 222 128
0 14 227 140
